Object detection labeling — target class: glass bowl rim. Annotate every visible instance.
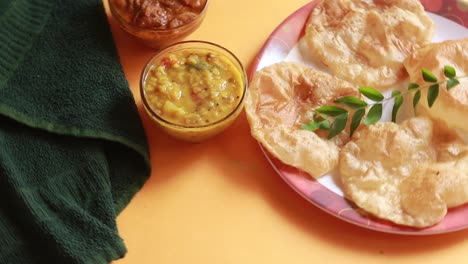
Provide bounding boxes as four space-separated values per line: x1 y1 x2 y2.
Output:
140 40 248 129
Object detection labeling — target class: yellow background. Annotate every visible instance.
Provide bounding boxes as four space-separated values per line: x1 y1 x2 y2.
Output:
104 0 468 263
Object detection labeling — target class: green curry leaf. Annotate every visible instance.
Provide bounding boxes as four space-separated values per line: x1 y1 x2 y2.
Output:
319 119 331 130
413 90 421 110
391 90 403 123
408 83 420 91
422 68 438 83
363 103 382 125
446 78 460 90
315 105 348 117
334 96 368 109
301 121 320 131
350 109 365 137
328 113 348 139
358 87 384 102
427 83 439 107
444 65 456 79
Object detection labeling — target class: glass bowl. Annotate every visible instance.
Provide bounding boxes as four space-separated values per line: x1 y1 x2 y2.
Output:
108 0 210 49
140 40 248 142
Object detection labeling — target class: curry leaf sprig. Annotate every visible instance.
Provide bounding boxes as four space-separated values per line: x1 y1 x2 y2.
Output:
301 66 465 139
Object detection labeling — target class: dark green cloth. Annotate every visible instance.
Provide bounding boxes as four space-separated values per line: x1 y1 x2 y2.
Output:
0 0 151 263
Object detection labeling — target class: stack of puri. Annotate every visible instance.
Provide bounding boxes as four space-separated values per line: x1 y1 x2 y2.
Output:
244 0 468 228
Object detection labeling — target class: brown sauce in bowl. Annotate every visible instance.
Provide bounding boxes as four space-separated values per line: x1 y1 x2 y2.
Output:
111 0 207 29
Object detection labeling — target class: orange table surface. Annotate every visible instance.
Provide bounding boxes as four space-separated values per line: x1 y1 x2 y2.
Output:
104 1 468 263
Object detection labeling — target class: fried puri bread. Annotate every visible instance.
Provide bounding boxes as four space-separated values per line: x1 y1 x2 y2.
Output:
403 38 468 135
245 62 360 178
305 0 434 89
400 146 468 227
339 117 468 227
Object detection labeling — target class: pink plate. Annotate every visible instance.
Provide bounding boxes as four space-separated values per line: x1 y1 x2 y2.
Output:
249 0 468 235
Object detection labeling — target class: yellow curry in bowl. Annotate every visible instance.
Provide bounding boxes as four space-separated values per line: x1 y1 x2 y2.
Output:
141 41 247 142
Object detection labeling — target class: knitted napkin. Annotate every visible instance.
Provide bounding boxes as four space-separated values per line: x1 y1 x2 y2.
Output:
0 0 151 263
